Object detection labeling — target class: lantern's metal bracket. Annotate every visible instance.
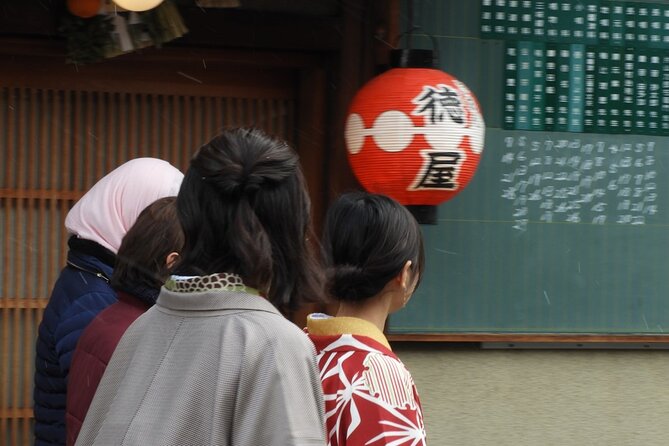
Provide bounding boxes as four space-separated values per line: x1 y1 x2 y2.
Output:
392 0 440 67
406 205 438 225
390 47 434 69
392 26 439 69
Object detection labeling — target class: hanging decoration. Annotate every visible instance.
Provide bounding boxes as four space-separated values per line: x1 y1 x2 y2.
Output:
59 0 187 65
59 13 115 64
344 46 485 224
67 0 102 18
111 0 165 12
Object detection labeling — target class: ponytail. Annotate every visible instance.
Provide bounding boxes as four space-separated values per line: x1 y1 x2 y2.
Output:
175 128 324 313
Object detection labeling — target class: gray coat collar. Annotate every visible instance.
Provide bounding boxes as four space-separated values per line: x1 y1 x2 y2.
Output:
156 287 281 315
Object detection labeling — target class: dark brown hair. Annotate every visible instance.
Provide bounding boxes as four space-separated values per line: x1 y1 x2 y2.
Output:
111 197 183 293
175 128 324 314
322 192 425 302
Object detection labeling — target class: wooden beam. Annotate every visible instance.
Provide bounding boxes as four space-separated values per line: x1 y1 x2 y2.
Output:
177 7 341 51
0 55 296 98
0 4 340 52
326 0 371 201
0 37 329 67
296 65 329 232
371 0 400 72
0 189 82 201
0 38 333 99
387 333 669 343
324 0 399 202
0 1 59 37
0 408 33 420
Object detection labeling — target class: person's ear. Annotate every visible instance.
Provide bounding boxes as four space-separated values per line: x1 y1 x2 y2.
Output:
388 260 415 311
166 252 180 269
397 260 413 291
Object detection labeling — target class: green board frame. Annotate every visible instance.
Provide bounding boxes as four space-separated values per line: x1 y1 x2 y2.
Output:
388 128 669 339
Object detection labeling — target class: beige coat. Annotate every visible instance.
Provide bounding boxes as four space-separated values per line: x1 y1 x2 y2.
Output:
75 285 326 446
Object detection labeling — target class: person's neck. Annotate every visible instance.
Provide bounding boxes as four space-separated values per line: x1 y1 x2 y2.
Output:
336 293 391 332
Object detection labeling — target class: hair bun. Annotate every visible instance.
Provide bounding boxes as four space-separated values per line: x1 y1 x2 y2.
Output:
195 129 297 199
239 172 262 195
198 157 263 199
328 264 372 302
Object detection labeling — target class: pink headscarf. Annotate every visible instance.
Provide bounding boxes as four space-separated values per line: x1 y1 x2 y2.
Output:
65 158 184 254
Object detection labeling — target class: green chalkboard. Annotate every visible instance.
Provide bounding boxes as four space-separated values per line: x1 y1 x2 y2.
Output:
388 129 669 334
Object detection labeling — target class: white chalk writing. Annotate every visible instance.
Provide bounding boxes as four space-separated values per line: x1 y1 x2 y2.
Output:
500 135 660 231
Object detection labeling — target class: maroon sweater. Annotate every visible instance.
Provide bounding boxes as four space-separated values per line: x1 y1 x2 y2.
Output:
65 292 150 446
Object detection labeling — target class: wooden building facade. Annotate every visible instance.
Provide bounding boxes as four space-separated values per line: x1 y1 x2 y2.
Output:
0 1 397 443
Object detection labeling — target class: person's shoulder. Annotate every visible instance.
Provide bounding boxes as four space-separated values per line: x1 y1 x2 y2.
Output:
364 350 411 376
243 310 313 348
41 274 116 334
51 266 115 303
362 352 413 382
358 351 420 410
77 301 133 348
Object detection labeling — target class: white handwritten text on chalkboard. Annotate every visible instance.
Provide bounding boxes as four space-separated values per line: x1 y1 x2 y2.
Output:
500 135 659 231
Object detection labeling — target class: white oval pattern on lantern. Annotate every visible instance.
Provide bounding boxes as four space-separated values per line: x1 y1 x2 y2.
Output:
453 79 485 154
371 110 415 152
345 113 366 154
468 115 485 154
422 118 467 153
345 91 485 156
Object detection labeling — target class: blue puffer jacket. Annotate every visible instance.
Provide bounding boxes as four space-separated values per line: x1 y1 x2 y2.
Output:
34 242 116 446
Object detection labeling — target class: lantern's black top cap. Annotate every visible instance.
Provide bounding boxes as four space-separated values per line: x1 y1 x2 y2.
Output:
390 49 436 69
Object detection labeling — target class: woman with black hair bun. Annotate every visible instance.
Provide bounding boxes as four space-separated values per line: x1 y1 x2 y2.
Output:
306 192 427 446
76 128 327 446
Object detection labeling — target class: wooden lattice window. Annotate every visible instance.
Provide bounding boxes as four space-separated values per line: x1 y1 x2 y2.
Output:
0 44 329 444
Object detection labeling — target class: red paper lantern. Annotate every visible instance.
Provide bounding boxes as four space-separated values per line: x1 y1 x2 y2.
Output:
344 50 485 222
67 0 101 18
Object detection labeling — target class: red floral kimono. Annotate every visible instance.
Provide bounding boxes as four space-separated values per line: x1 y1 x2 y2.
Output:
307 314 427 446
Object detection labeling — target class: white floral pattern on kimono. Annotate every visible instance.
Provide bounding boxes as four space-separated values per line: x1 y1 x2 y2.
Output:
309 331 427 446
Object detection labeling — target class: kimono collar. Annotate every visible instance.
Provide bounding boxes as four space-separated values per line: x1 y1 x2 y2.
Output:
307 313 391 350
164 272 258 295
158 272 273 314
